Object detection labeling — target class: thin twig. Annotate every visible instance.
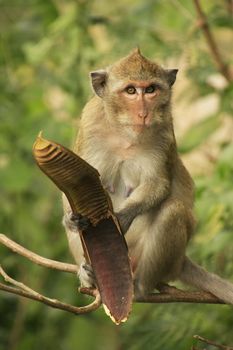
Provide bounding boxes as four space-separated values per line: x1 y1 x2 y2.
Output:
0 234 102 312
0 282 101 315
0 265 39 296
0 265 101 316
194 335 233 350
0 233 77 274
193 0 233 82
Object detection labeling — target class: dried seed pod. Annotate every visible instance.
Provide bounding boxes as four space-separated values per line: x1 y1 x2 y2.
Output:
33 133 133 324
82 217 133 324
33 133 110 225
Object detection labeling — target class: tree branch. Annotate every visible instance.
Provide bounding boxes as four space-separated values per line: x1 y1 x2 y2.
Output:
0 233 77 274
193 0 233 82
0 234 102 315
136 287 224 304
0 266 101 315
193 334 233 350
0 232 228 320
0 282 101 315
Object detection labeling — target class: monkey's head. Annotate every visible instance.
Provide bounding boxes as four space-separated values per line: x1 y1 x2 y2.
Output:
90 49 178 133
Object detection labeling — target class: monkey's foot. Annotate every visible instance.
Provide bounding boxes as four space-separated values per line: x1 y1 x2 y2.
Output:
133 279 147 299
63 212 91 232
78 262 96 288
156 283 179 294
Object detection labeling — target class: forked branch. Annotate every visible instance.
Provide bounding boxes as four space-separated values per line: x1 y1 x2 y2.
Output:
0 279 101 315
0 234 77 274
0 233 101 315
0 232 227 317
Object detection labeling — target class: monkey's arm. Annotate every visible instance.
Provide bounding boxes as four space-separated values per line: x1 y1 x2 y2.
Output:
117 174 170 233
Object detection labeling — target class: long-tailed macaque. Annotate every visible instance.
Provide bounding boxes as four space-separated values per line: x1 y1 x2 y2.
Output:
63 48 233 302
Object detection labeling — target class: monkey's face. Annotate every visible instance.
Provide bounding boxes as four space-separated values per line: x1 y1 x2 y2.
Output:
108 79 170 132
90 49 178 133
100 74 175 134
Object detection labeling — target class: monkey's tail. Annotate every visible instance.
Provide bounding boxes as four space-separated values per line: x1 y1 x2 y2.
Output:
179 257 233 304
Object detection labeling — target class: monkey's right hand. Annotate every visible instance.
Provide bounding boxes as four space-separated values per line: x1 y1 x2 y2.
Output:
62 212 91 232
78 262 96 288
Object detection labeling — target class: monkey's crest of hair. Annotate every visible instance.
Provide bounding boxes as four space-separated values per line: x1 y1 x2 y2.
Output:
109 48 163 81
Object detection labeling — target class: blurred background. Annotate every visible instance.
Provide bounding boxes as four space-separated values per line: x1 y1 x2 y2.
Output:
0 0 233 349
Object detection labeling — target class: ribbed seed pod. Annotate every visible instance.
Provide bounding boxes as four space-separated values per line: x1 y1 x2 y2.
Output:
32 133 134 324
33 134 110 225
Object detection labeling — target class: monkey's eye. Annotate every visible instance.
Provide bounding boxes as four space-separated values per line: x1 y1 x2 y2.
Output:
145 85 156 93
125 86 136 94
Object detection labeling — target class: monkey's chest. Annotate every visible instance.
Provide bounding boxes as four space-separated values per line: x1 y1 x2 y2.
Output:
100 158 141 211
80 141 147 211
112 160 139 190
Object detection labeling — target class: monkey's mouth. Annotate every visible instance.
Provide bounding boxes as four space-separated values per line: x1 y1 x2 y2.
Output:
124 123 151 133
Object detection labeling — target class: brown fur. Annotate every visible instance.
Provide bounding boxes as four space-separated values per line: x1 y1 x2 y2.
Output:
63 50 233 302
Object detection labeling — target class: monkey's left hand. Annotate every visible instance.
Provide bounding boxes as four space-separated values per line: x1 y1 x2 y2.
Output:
116 208 136 234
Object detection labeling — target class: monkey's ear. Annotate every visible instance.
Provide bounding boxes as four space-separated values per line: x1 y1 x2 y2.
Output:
165 69 178 87
90 70 108 98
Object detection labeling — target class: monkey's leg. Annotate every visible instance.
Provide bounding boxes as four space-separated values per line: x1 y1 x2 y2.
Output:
62 212 96 288
132 199 191 296
78 262 96 288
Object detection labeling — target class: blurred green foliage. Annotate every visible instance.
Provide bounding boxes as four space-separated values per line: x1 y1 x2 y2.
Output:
0 1 233 349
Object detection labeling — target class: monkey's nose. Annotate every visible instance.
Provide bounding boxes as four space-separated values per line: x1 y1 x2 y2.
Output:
138 110 148 119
